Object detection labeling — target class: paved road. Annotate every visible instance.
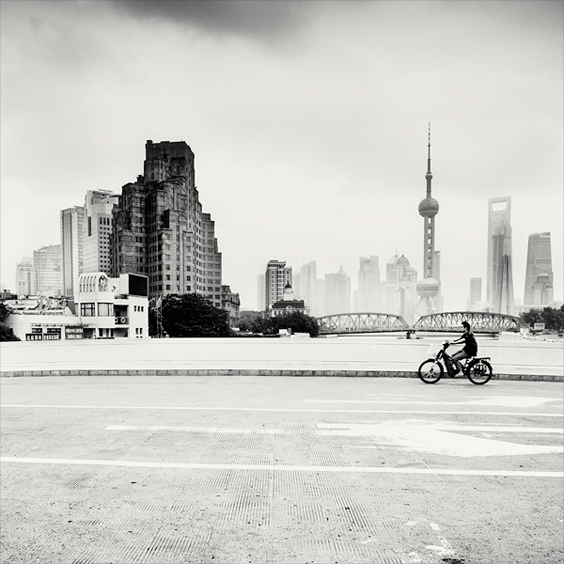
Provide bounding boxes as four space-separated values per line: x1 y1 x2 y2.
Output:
1 375 563 564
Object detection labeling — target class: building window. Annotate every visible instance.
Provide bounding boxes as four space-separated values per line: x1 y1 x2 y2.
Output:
80 303 96 316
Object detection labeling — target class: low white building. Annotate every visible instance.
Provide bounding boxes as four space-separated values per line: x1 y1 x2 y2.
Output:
5 272 149 341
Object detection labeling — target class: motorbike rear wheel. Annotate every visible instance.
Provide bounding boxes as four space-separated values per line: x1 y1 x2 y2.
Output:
466 359 493 385
418 359 444 384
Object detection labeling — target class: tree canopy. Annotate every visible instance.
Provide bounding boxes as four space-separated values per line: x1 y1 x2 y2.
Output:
152 293 232 338
519 305 564 332
0 302 20 341
239 311 320 337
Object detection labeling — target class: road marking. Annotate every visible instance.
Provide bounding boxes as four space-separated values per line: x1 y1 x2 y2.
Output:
106 425 284 434
304 397 562 408
316 422 564 457
1 405 562 417
1 456 562 477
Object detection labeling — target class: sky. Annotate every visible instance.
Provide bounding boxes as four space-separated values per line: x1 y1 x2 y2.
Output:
1 0 562 311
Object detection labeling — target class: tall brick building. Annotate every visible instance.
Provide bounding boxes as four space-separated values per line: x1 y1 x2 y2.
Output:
111 140 223 308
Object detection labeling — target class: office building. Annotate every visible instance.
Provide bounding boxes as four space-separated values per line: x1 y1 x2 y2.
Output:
467 277 482 309
298 261 318 316
83 190 119 275
33 244 62 297
487 196 514 314
324 267 351 315
357 256 381 312
385 254 418 322
111 140 223 307
61 206 84 297
523 232 553 307
16 257 34 297
264 260 292 311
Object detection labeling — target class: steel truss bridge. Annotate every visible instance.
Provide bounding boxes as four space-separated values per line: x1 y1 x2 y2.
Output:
317 311 523 335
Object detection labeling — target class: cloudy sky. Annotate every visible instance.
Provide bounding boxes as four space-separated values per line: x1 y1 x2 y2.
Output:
1 0 562 311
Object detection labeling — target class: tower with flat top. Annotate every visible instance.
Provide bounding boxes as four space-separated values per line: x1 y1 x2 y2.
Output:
416 125 441 315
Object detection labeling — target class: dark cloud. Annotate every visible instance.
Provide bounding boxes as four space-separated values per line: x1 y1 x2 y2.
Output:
106 0 313 42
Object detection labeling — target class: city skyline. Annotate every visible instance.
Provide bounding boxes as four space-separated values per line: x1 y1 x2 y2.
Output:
1 1 562 311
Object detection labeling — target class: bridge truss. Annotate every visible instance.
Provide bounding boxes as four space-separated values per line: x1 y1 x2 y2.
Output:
413 311 524 333
317 313 409 335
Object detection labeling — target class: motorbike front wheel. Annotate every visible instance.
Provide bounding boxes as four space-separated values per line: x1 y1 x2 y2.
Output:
418 359 444 384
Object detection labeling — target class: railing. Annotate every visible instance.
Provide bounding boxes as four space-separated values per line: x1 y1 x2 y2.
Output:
317 312 410 334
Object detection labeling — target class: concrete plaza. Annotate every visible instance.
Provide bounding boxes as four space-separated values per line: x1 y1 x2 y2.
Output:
1 375 563 564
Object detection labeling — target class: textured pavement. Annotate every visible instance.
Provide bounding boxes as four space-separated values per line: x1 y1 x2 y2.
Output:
1 375 563 564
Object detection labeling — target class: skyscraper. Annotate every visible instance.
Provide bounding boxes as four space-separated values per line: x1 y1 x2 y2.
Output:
487 196 514 314
324 267 351 315
298 261 318 316
61 206 84 297
385 254 418 321
357 256 381 312
33 244 62 297
467 277 482 309
111 140 223 306
83 190 119 275
16 257 34 297
416 125 441 315
264 260 292 311
523 232 553 307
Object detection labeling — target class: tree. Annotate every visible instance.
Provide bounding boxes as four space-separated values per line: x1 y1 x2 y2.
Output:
520 306 564 332
268 311 320 337
0 303 20 341
159 293 233 338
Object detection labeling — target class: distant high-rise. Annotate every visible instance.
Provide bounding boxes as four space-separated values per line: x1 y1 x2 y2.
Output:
298 261 318 316
357 256 381 312
16 257 34 297
487 197 514 314
416 125 441 315
61 206 84 297
33 244 62 297
324 267 351 315
523 232 553 306
83 190 119 275
257 274 265 310
111 140 223 307
385 254 418 322
264 260 292 311
467 277 482 309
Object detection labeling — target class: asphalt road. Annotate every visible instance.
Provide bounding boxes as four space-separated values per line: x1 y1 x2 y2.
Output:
1 375 563 564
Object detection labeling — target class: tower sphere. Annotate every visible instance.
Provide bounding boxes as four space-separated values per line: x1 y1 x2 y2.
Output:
418 197 439 217
416 277 440 298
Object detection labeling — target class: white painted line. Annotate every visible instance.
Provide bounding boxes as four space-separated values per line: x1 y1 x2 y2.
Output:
1 456 562 477
304 397 562 408
322 424 564 434
2 405 562 417
106 425 284 434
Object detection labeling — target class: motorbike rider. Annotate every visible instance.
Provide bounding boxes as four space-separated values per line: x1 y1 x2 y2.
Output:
450 321 478 376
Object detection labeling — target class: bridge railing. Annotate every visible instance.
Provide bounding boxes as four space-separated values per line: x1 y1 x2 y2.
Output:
317 312 409 334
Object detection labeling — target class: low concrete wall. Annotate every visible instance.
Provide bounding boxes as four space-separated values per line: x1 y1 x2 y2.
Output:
1 335 562 380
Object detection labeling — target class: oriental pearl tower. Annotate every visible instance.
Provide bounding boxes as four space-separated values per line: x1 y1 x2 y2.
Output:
416 125 441 315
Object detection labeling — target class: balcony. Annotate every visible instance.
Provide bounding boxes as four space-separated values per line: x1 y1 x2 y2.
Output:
115 317 129 325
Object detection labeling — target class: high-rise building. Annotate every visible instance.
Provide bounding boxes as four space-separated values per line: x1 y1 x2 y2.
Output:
357 256 381 312
523 232 553 307
487 196 514 314
264 260 292 311
257 274 265 311
84 190 119 275
298 261 318 316
324 267 351 315
467 277 482 309
61 206 84 297
416 126 441 315
111 140 223 307
33 244 62 297
385 254 418 322
16 257 34 297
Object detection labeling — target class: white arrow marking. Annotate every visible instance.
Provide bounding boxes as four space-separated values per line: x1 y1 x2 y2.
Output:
316 421 564 457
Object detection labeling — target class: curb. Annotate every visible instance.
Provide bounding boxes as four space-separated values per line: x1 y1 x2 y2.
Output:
0 370 562 381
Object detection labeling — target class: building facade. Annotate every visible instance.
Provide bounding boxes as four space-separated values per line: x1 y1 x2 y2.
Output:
33 244 62 297
523 232 553 307
16 257 34 297
61 206 85 298
297 261 318 316
264 260 292 311
83 190 119 275
357 256 381 312
467 277 482 309
111 140 223 308
385 254 418 322
221 284 241 326
487 196 514 314
324 267 351 316
270 283 307 317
